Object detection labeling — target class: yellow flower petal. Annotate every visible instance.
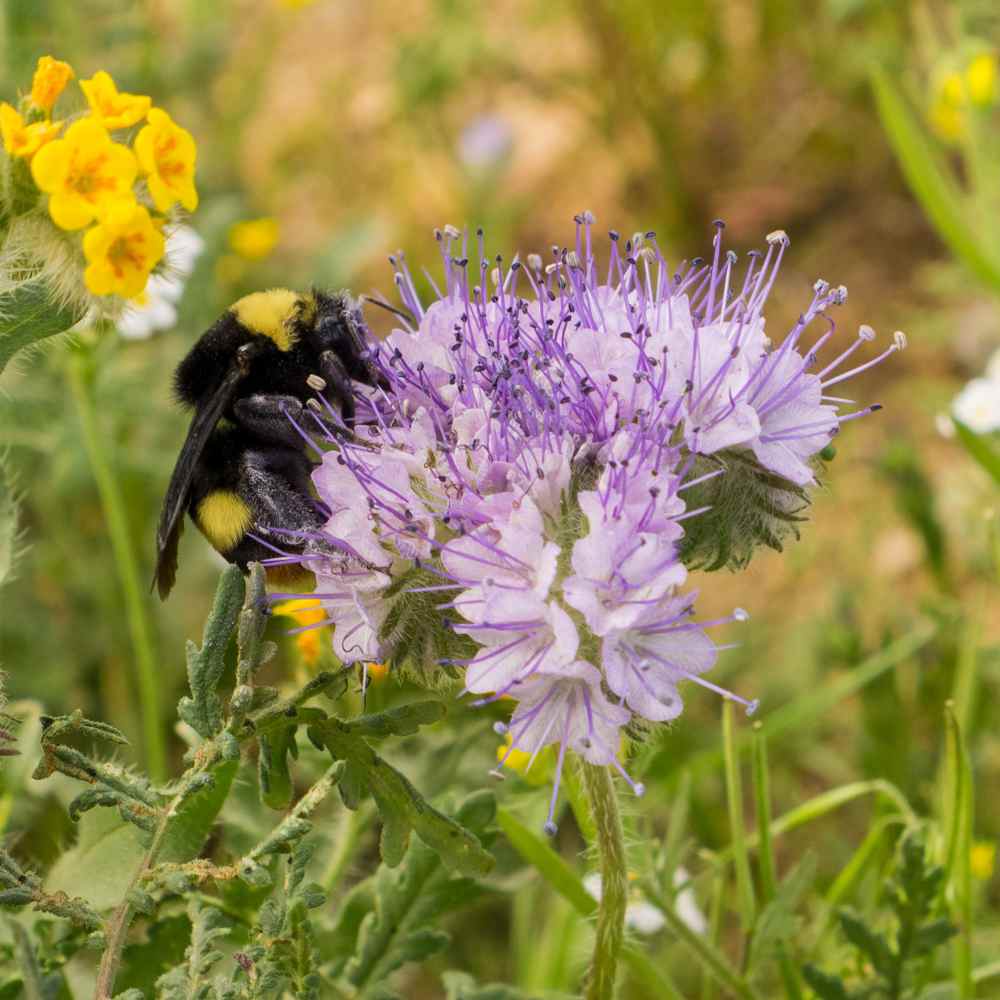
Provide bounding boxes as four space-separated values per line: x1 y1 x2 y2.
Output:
134 107 198 213
31 56 74 112
82 204 165 298
80 70 151 129
49 191 97 230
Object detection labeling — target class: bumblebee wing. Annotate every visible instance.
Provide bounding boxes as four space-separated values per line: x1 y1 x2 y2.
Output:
152 363 245 599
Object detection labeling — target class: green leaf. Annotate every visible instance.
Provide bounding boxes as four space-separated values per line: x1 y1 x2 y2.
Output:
343 701 446 739
344 791 496 995
748 853 816 971
259 725 297 811
953 419 1000 487
45 807 146 911
913 919 958 957
837 908 895 978
309 715 494 876
870 64 1000 293
0 281 82 375
159 759 239 864
801 965 850 1000
441 971 541 1000
117 914 191 997
496 807 596 917
177 566 245 739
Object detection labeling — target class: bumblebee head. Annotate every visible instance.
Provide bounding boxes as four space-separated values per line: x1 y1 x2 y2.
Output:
174 289 384 409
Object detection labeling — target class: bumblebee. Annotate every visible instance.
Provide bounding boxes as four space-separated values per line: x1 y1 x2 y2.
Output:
153 288 386 599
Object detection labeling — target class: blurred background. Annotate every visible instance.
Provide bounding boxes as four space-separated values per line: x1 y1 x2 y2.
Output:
2 0 1000 995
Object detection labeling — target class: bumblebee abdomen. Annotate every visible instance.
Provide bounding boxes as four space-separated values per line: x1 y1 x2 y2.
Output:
194 489 255 555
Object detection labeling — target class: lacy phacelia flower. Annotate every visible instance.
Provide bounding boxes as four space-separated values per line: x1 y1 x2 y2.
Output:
31 118 137 230
134 108 198 213
82 203 165 297
272 217 898 831
0 103 60 159
79 71 151 130
30 56 74 113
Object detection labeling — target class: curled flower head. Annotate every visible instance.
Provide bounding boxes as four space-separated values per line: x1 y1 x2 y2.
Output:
31 117 137 230
0 102 61 159
30 55 74 113
271 217 897 829
80 70 151 130
134 108 198 213
82 203 165 297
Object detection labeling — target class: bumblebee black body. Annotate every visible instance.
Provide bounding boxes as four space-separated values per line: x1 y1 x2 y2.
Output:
153 288 386 599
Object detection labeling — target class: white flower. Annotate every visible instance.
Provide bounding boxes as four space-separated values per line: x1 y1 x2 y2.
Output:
581 865 707 936
953 377 1000 434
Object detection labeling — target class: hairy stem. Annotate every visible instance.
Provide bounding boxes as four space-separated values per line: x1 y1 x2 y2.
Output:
93 776 189 998
581 760 627 1000
67 352 165 781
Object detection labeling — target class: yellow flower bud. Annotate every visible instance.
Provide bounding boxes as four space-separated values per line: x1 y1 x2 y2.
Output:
31 56 75 113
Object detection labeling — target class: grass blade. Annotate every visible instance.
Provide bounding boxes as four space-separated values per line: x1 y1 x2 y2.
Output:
870 64 1000 293
943 703 974 997
723 702 756 932
953 419 1000 487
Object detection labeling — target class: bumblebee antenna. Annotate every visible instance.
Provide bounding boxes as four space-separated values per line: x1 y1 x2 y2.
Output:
361 293 414 325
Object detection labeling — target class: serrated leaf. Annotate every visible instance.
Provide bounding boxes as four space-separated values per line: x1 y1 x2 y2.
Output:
837 908 894 979
178 566 245 739
0 282 82 375
912 918 957 956
801 964 850 1000
45 807 146 911
343 701 446 740
309 717 493 876
344 791 497 995
259 725 296 810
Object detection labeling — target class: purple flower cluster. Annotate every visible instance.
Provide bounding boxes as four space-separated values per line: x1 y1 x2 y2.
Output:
275 216 900 831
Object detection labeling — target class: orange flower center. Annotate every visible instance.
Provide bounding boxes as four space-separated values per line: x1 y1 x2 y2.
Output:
108 232 147 278
69 152 116 199
155 135 186 179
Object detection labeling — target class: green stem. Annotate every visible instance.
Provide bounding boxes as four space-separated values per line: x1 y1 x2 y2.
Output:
320 801 374 892
67 352 165 781
581 760 627 1000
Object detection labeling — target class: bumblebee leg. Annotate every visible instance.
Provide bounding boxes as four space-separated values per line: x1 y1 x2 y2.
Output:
233 394 310 449
318 350 358 425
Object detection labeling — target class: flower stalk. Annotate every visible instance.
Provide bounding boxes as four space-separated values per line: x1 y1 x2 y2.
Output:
581 759 628 1000
67 347 165 780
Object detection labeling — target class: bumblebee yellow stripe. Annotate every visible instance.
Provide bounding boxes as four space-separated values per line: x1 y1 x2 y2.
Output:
232 288 300 350
195 490 253 552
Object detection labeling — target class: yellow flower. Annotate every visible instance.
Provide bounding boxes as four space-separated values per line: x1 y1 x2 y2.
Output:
228 217 279 260
496 734 552 785
31 56 74 113
274 598 328 666
0 102 61 158
31 118 137 230
971 841 996 881
80 71 151 130
83 203 165 298
929 70 967 142
368 661 389 683
134 108 198 213
966 53 998 106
